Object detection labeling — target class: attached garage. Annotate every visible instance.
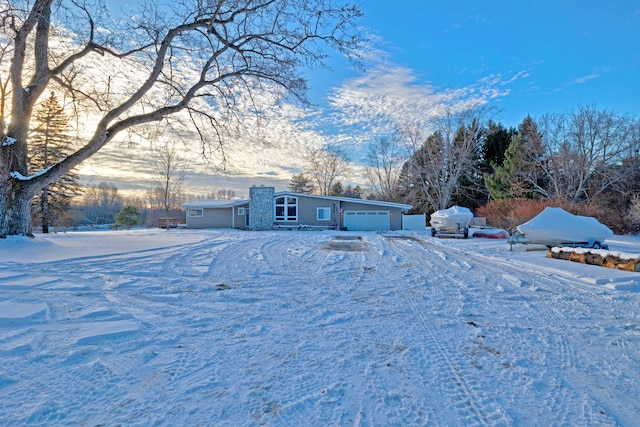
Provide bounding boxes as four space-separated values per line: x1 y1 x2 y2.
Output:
343 210 390 231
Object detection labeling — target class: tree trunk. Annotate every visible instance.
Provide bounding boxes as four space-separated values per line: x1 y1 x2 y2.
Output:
0 181 35 237
41 187 49 234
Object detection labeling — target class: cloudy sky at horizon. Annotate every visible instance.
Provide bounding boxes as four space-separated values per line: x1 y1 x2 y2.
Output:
75 0 640 199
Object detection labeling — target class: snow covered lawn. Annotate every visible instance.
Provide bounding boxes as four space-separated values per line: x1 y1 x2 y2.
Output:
1 229 639 425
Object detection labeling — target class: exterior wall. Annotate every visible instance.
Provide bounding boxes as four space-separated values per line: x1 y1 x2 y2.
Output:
185 203 250 229
187 208 234 229
340 200 406 230
270 196 408 230
249 186 275 231
234 204 250 228
273 195 340 228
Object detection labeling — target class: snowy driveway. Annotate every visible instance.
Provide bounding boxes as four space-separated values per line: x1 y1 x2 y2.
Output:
1 229 639 425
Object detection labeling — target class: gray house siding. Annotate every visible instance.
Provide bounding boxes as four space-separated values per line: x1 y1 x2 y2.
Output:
274 195 339 228
187 208 234 229
186 204 249 229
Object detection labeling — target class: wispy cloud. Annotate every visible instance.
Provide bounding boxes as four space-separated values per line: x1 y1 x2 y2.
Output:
572 73 600 85
326 62 523 147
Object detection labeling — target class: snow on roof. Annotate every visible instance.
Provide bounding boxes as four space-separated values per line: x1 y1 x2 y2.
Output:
274 191 413 210
180 199 249 209
181 193 413 210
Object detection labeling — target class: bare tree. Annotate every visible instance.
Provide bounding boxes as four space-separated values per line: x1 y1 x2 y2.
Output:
365 135 407 201
148 140 186 223
305 145 351 195
628 195 640 230
401 106 489 212
537 105 633 202
0 0 361 236
193 189 237 200
215 189 236 200
82 182 122 226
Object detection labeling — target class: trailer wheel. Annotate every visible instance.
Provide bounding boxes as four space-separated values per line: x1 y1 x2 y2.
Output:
431 227 436 237
592 241 602 249
463 228 469 239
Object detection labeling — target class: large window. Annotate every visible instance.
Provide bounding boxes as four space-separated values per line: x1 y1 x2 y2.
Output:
188 208 203 217
317 207 331 221
275 196 297 221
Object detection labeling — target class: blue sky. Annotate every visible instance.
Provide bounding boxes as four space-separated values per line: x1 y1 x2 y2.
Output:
313 0 640 128
82 1 640 197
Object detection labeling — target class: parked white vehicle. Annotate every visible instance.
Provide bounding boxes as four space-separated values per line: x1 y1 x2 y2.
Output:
430 206 473 238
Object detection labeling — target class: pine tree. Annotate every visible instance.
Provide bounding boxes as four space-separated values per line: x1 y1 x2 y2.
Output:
29 92 81 233
115 206 143 230
288 173 314 194
484 116 545 200
329 181 344 196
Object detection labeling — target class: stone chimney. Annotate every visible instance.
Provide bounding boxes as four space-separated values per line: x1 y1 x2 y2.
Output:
249 186 275 231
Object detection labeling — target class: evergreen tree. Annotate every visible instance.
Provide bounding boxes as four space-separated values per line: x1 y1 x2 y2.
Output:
329 181 344 196
29 92 81 233
342 184 362 199
484 116 545 200
481 121 515 176
288 173 314 193
351 185 363 199
115 206 143 230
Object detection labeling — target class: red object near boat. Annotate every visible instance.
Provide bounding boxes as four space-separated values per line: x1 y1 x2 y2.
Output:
473 230 508 239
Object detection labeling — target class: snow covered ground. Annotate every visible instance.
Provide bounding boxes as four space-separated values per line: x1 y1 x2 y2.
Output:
1 228 639 426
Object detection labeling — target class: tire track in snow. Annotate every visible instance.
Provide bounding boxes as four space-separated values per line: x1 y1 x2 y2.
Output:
406 234 621 425
193 231 338 426
381 235 512 426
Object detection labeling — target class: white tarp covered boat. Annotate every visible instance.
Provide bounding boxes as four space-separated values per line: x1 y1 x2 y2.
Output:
430 206 473 237
516 207 613 247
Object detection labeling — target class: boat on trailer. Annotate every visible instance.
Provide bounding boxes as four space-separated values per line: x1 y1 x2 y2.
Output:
509 207 612 250
430 206 473 239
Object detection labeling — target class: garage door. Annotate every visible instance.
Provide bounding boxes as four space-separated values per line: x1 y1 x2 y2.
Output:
343 211 390 231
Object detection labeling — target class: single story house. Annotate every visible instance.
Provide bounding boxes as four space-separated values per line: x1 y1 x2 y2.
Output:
181 186 412 231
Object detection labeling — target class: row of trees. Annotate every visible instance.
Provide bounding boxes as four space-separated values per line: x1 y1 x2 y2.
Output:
287 104 639 234
45 180 239 232
289 171 364 199
366 105 640 233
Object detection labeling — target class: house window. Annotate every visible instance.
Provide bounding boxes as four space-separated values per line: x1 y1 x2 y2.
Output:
317 207 331 221
238 207 245 215
188 208 203 217
275 196 297 221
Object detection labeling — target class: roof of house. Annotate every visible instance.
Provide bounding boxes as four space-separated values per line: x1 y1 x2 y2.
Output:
274 192 413 210
181 199 249 209
180 192 412 211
